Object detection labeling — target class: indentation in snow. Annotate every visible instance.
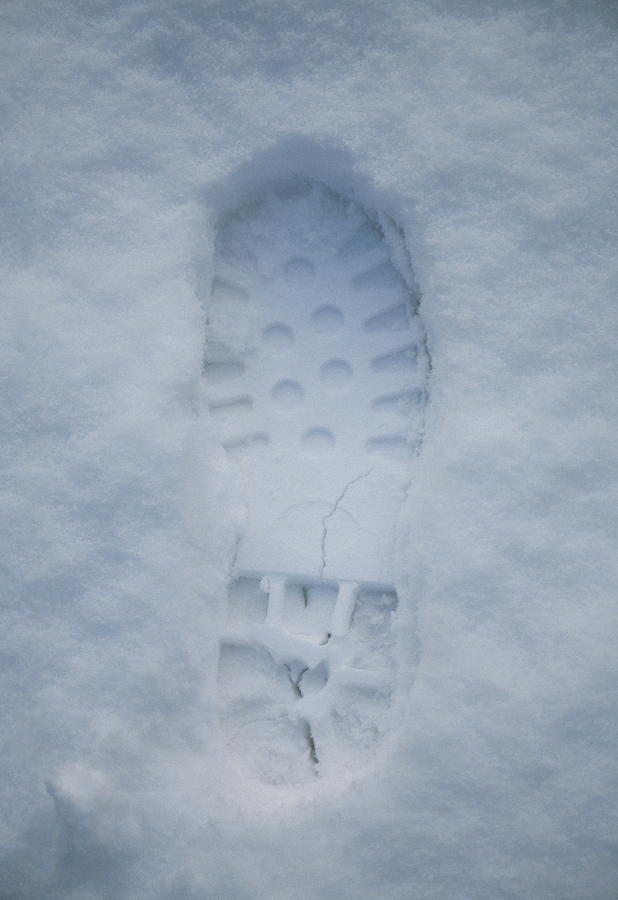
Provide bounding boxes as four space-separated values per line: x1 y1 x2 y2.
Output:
204 178 429 786
301 427 335 457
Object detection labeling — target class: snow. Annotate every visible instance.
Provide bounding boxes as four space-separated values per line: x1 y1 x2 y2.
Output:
205 179 428 583
1 1 617 898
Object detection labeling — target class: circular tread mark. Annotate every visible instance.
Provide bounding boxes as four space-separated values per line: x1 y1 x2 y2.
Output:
320 359 353 391
301 427 335 457
272 380 304 411
262 323 294 354
312 305 344 334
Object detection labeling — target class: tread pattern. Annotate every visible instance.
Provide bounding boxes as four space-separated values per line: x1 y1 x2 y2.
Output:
204 178 428 784
219 575 397 784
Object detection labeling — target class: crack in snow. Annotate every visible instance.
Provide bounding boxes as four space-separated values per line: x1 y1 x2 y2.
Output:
320 467 375 576
284 664 319 773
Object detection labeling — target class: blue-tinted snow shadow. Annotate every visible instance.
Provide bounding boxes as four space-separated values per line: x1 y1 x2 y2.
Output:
195 133 425 299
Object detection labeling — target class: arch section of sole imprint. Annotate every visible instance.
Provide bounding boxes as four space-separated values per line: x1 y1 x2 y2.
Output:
205 179 429 785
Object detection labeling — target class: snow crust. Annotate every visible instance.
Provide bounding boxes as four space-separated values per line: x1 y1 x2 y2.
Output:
1 1 617 897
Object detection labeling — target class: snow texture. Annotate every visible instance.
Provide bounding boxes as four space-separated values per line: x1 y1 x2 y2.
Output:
1 1 617 898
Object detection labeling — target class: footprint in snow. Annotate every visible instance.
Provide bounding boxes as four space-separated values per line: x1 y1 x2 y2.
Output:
204 177 429 786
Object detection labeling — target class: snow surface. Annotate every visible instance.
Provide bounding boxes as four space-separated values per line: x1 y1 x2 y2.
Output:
1 1 617 898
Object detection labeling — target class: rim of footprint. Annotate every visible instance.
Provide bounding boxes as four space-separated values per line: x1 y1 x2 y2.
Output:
205 177 429 786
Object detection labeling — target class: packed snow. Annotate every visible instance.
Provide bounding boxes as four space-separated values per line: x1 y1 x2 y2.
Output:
207 179 426 789
1 1 617 898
